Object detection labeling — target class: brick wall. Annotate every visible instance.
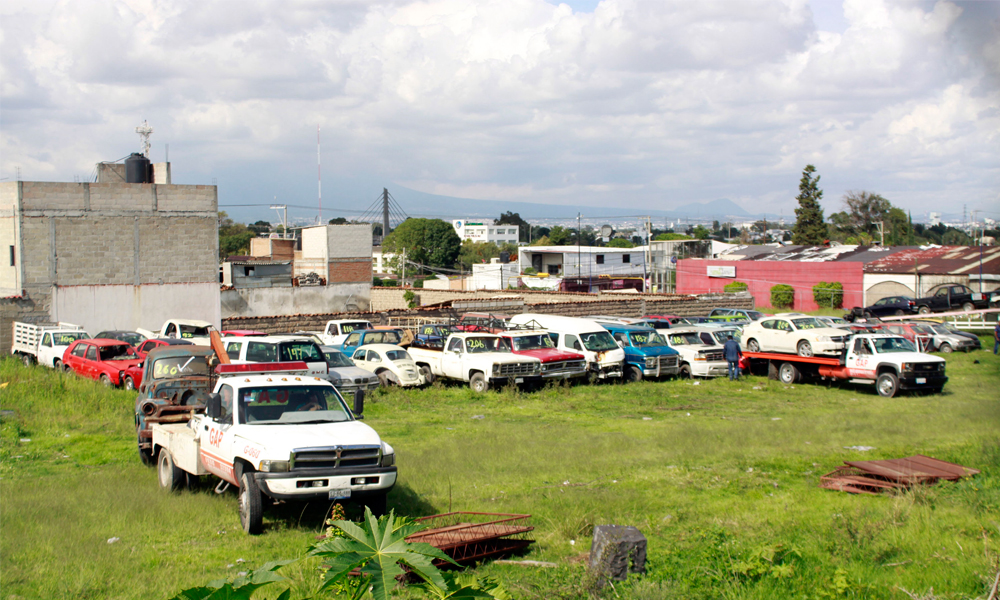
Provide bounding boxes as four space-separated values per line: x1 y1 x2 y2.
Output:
329 258 372 284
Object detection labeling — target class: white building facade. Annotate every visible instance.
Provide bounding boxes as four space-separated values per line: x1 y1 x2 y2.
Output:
452 220 519 245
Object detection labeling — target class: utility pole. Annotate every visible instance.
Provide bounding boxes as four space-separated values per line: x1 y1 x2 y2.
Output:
577 212 582 282
382 188 390 241
874 221 885 246
401 246 406 287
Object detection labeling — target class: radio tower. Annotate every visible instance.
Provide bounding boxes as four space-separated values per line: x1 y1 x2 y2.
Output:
317 126 323 225
135 120 154 157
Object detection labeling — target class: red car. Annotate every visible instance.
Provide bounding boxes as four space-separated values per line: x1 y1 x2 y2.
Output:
498 330 587 380
220 330 267 337
135 337 194 359
874 322 937 352
63 339 144 388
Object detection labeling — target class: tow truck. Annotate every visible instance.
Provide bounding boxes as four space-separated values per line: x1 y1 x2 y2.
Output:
744 333 946 397
149 361 396 534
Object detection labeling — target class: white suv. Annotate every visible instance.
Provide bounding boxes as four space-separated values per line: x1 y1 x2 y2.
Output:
741 316 849 357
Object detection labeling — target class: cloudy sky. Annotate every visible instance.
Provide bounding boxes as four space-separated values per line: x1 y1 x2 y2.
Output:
2 0 998 223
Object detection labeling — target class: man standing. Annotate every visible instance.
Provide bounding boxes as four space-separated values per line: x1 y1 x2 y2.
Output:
724 335 743 380
994 321 1000 355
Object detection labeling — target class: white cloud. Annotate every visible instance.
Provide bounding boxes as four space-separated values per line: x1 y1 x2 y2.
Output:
1 0 996 218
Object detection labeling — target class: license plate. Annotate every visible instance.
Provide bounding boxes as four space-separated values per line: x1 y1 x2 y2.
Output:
916 377 926 384
515 377 524 383
328 488 351 499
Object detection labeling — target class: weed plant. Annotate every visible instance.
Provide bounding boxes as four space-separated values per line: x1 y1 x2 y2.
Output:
1 348 999 599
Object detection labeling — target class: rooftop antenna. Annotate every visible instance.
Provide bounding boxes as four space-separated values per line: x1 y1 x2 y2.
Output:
270 200 288 239
135 120 154 157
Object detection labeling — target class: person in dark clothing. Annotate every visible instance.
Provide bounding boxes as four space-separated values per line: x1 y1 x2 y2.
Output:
723 335 743 380
994 322 1000 355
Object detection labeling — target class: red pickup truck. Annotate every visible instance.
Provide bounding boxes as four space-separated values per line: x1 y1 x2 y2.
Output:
497 330 587 380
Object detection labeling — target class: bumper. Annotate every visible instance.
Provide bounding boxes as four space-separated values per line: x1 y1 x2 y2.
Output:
589 363 623 379
542 368 588 379
489 375 541 386
898 374 948 390
255 465 397 501
691 362 729 378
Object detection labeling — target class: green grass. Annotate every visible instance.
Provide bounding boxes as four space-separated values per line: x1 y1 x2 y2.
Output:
2 350 999 599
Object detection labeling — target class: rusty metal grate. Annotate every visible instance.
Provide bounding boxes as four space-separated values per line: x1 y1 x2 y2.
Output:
406 512 534 565
819 455 979 495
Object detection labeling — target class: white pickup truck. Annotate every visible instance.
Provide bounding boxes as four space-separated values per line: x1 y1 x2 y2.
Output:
656 327 729 378
316 320 374 346
138 319 214 346
150 362 397 534
11 322 90 369
408 332 541 392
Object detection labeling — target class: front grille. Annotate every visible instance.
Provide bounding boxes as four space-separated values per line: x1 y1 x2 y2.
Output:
912 363 942 373
498 362 536 376
702 351 724 362
659 355 679 369
291 445 380 470
543 360 586 374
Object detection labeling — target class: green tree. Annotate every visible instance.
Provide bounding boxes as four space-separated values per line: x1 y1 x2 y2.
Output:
843 191 891 240
792 165 827 245
328 217 349 225
381 218 461 271
495 211 530 243
456 240 501 269
547 226 573 245
248 220 271 236
654 232 691 241
692 225 711 240
607 237 634 248
218 211 254 259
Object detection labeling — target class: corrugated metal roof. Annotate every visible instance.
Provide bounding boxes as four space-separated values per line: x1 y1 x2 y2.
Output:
864 245 1000 275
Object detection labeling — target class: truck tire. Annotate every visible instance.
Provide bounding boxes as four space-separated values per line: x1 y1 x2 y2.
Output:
239 472 264 535
876 372 898 398
157 450 185 492
746 339 760 352
894 309 905 316
678 364 691 379
796 341 813 357
917 306 931 315
938 342 953 353
21 353 34 367
469 372 489 393
626 365 643 383
123 376 136 391
55 359 66 372
364 493 388 517
778 362 799 385
961 302 974 313
419 365 434 384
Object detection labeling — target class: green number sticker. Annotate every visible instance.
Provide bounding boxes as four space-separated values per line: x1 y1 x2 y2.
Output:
468 339 486 350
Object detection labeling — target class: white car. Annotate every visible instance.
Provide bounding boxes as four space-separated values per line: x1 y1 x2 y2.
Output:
350 344 425 387
741 316 850 357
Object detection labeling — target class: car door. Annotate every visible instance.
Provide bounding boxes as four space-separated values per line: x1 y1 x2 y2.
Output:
771 320 793 352
341 332 362 354
83 344 100 379
201 383 238 485
442 338 465 379
352 348 371 371
845 338 876 378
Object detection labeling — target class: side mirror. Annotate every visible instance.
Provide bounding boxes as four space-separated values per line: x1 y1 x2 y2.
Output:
207 393 222 419
353 391 365 420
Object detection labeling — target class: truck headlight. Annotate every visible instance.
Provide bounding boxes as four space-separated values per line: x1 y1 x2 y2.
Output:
817 336 831 342
901 362 913 372
380 453 395 467
645 357 656 368
259 460 289 473
694 353 707 361
533 363 541 373
492 364 500 375
938 363 946 372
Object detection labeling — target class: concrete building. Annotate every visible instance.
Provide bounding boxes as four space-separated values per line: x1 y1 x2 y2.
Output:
1 162 220 350
249 236 296 262
296 224 372 283
518 245 647 278
452 220 519 245
863 245 1000 303
222 259 293 288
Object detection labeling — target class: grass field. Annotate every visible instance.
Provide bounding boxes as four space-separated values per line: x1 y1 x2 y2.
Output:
2 339 999 599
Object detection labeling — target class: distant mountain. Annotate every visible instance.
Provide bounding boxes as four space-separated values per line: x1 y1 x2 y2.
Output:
670 198 751 219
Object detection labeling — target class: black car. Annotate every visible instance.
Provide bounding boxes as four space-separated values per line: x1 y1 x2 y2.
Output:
95 330 147 347
915 284 996 314
862 296 917 318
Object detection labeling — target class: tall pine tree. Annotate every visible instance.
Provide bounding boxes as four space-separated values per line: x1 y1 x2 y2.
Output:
792 164 827 245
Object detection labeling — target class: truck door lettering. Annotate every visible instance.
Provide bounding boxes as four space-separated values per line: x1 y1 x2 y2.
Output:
208 427 223 447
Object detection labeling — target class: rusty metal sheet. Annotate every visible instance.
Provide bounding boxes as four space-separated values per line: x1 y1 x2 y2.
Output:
406 512 535 566
865 245 1000 275
843 455 980 482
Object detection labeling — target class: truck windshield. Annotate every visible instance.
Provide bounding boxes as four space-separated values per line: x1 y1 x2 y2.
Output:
340 322 370 334
745 311 763 320
713 330 741 344
629 331 666 347
791 318 824 330
179 325 210 338
580 331 618 351
54 332 90 345
871 337 917 353
152 355 210 379
510 335 555 351
278 341 324 362
241 386 351 424
466 337 509 353
666 333 702 345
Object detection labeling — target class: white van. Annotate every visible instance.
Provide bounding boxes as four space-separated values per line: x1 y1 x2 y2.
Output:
508 313 625 380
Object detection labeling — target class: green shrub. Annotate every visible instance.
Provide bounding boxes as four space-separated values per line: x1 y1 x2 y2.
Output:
770 284 794 308
523 267 538 276
372 277 382 287
381 279 398 287
724 281 748 293
812 281 843 309
403 289 416 308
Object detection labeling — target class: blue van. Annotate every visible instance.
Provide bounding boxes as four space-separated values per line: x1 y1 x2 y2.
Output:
595 322 681 382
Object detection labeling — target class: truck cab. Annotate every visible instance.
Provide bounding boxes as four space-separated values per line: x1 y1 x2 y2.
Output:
221 335 329 378
151 362 396 534
596 322 681 382
11 322 90 369
842 335 947 396
319 320 373 346
497 330 587 380
656 327 728 378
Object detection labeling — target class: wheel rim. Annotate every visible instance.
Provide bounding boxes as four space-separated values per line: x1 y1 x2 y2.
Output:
158 454 169 487
941 344 952 353
878 378 894 395
101 376 111 387
798 342 813 357
780 365 794 384
748 340 759 352
239 486 249 527
125 378 134 390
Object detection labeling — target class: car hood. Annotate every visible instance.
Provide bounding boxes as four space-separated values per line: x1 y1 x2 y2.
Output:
626 346 679 357
512 348 585 362
327 366 378 380
237 420 382 453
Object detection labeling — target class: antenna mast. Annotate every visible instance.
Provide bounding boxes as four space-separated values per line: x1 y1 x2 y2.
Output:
135 120 154 157
317 126 322 225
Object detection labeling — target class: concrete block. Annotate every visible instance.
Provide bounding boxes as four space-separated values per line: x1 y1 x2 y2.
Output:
588 525 646 582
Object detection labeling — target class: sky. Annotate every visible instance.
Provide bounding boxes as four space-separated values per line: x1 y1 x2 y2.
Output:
1 0 998 224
